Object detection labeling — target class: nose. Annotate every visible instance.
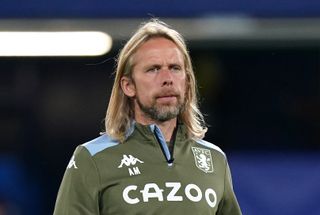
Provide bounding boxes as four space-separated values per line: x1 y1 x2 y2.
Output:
160 68 173 86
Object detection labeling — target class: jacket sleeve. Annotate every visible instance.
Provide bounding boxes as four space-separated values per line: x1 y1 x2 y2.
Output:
217 160 242 215
53 146 100 215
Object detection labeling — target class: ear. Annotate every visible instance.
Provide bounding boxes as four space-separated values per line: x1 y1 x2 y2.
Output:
121 76 136 97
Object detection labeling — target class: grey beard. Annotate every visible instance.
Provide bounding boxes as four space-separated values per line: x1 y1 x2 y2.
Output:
137 99 183 122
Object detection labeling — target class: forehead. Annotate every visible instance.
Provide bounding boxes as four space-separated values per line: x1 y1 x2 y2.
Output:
132 37 184 65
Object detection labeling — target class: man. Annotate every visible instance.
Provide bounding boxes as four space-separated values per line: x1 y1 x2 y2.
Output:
54 19 242 215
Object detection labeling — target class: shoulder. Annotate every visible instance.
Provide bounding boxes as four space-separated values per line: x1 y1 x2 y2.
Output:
81 134 120 156
193 138 226 157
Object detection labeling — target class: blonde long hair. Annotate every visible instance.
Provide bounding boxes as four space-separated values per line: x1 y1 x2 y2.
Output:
105 19 207 141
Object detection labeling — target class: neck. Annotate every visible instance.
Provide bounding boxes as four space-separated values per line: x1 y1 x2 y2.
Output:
135 116 177 142
156 119 177 142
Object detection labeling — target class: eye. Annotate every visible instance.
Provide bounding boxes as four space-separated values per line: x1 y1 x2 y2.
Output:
170 65 182 72
147 66 160 73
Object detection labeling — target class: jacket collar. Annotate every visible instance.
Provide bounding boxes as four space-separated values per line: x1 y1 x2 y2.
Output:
128 121 188 143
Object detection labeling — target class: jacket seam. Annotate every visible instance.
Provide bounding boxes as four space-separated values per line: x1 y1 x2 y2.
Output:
82 146 102 201
217 157 227 213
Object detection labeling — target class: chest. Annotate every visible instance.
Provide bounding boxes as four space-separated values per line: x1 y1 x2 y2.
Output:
96 142 225 214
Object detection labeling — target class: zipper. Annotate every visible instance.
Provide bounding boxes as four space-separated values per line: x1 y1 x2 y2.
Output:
151 124 177 165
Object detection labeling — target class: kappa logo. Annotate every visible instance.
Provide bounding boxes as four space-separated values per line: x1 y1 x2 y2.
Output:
191 147 214 173
118 154 144 176
118 155 144 168
67 155 78 169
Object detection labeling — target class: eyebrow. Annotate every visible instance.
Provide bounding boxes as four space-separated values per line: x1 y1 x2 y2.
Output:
145 62 183 67
168 63 182 67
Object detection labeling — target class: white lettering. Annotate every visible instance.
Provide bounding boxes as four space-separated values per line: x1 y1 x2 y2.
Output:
133 167 141 175
122 182 217 208
185 184 202 202
205 188 217 208
166 182 183 201
123 185 139 204
128 168 134 176
128 167 141 176
140 183 164 202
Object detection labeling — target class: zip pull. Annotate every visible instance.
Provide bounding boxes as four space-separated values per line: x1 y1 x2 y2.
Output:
151 124 178 164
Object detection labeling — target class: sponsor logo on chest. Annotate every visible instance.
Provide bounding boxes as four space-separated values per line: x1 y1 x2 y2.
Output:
122 182 217 208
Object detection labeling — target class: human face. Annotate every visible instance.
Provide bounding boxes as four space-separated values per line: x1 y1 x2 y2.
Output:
123 37 186 123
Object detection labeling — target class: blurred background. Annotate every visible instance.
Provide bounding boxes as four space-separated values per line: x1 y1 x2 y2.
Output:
1 0 320 214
